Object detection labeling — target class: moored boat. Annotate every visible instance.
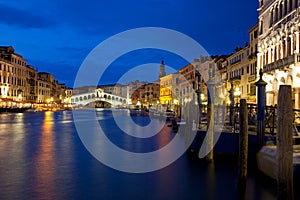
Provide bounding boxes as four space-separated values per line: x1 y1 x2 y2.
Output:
257 145 300 179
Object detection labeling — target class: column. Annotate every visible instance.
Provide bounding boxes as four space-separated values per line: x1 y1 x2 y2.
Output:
294 87 300 109
290 34 294 55
257 52 262 69
276 42 279 61
268 47 271 63
280 39 284 59
295 32 299 54
272 45 275 62
285 36 288 57
265 49 268 65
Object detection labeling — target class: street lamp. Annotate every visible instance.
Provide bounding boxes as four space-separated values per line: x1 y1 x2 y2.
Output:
234 87 241 106
195 71 202 124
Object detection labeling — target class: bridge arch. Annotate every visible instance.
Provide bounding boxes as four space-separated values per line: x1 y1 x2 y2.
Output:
71 89 127 107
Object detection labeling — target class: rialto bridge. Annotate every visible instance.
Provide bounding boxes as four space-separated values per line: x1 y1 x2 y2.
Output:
71 88 128 107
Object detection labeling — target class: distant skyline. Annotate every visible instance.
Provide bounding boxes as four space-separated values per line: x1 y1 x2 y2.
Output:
0 0 258 87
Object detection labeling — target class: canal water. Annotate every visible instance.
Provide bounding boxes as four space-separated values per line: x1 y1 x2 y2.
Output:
0 110 278 199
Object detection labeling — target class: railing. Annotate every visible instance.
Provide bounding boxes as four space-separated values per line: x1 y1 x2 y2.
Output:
263 54 300 73
224 104 300 135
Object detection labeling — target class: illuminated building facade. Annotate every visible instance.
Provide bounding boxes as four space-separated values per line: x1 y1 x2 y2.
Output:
140 82 160 108
257 0 300 108
159 73 179 109
0 46 38 102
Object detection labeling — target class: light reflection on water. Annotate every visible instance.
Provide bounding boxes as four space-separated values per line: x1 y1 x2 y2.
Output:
34 111 55 200
0 110 278 200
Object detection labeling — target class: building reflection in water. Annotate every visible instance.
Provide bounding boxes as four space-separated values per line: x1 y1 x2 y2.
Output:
34 111 55 199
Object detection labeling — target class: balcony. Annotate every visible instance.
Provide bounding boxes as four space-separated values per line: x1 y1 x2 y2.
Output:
263 54 300 73
248 74 257 83
229 76 241 81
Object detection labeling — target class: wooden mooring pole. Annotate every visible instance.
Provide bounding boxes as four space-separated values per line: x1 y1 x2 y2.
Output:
277 85 294 200
238 99 248 197
205 69 215 162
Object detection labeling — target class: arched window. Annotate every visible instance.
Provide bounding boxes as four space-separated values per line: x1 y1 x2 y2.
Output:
275 6 278 22
289 0 293 12
279 3 283 19
284 0 288 15
270 10 273 27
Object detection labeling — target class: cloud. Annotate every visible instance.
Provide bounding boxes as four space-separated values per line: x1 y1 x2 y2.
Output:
0 3 56 28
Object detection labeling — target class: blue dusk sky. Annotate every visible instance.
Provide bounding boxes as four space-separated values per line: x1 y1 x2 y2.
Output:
0 0 258 87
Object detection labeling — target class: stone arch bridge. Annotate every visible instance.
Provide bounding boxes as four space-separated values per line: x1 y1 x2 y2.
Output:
71 88 127 107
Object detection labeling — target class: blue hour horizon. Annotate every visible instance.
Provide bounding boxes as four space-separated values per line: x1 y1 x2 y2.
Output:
0 0 258 87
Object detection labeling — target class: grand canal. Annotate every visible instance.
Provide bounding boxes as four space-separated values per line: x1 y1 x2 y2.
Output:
0 110 277 199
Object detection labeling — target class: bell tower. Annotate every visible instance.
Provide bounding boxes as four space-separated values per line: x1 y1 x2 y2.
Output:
158 59 166 79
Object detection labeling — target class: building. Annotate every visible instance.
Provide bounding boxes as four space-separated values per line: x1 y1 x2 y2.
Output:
127 80 148 105
226 44 250 105
223 23 259 105
140 82 160 108
0 46 67 105
99 84 124 97
257 0 300 108
37 72 66 104
247 23 259 103
178 63 196 105
0 46 39 103
196 56 227 105
159 73 180 110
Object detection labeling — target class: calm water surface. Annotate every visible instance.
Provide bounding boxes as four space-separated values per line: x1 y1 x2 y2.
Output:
0 110 277 200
